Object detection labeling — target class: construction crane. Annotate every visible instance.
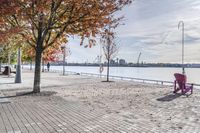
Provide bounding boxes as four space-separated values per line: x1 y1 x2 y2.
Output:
137 52 141 67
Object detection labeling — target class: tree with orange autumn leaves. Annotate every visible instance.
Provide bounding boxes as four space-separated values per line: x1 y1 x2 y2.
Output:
22 43 63 63
0 0 21 42
0 0 132 93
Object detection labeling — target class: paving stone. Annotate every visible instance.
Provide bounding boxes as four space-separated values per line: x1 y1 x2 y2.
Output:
1 86 200 133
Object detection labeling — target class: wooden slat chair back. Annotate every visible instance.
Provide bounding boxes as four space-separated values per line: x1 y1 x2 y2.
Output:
174 73 193 95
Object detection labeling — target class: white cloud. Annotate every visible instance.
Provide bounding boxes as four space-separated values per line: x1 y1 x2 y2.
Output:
67 0 200 63
116 0 200 63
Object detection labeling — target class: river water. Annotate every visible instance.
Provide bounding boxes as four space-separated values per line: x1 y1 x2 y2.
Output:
45 66 200 84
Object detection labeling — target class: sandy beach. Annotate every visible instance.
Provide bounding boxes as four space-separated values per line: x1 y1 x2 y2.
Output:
1 70 200 132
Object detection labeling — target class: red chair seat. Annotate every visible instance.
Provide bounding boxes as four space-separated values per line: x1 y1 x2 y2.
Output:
174 73 193 95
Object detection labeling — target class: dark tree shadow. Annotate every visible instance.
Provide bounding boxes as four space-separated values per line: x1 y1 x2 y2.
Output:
101 81 114 82
0 91 57 99
157 93 182 102
0 91 33 99
0 82 16 85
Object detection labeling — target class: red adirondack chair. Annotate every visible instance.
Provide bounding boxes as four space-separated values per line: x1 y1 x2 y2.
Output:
174 73 193 95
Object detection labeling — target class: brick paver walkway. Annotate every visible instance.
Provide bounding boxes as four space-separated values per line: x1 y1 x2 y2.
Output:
1 72 200 133
0 91 200 133
0 92 145 133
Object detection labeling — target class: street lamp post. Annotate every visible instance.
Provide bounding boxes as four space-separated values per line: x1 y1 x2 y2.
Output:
61 45 66 75
8 51 11 76
0 47 3 72
99 42 103 78
15 47 22 83
30 59 32 70
178 21 185 74
0 59 1 72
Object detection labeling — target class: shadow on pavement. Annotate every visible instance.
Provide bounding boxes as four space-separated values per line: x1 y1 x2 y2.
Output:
0 82 16 85
0 91 34 99
156 93 182 102
0 91 57 99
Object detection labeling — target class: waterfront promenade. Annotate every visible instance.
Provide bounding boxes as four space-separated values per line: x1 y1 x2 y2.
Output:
1 70 200 133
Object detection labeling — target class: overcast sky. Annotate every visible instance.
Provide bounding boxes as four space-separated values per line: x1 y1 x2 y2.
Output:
66 0 200 64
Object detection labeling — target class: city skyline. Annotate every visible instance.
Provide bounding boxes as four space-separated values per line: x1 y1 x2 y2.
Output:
66 0 200 64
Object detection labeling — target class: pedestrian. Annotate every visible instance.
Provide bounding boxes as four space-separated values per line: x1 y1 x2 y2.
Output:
47 62 50 71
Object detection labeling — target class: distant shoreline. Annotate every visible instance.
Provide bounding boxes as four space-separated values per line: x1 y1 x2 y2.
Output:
1 63 200 68
48 64 200 68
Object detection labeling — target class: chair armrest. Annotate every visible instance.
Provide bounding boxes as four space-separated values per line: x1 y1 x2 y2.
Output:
185 83 193 94
185 83 193 88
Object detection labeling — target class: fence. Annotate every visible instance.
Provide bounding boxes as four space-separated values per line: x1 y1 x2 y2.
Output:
21 67 200 88
64 71 200 88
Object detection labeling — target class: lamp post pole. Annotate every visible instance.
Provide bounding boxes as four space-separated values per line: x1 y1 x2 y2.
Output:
15 47 22 83
8 51 11 76
61 46 66 75
99 42 102 78
0 60 1 72
178 21 185 74
0 47 2 72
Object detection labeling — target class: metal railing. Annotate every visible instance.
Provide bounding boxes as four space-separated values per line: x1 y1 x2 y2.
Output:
22 67 200 88
80 72 173 85
79 72 200 87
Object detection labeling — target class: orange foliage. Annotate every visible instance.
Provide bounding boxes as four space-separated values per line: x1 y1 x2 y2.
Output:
1 0 132 49
0 0 21 42
0 0 132 91
23 44 62 62
42 46 62 62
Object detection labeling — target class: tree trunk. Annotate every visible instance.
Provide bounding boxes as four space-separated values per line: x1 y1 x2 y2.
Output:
33 15 45 93
107 59 110 82
42 58 45 72
8 52 10 76
33 48 42 93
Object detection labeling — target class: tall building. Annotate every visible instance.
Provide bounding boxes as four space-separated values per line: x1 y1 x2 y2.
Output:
110 59 115 66
119 59 126 66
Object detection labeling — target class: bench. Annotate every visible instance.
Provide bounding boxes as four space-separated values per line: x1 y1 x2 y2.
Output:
2 66 16 75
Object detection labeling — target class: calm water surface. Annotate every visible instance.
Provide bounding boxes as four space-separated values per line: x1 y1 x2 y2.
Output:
48 66 200 84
